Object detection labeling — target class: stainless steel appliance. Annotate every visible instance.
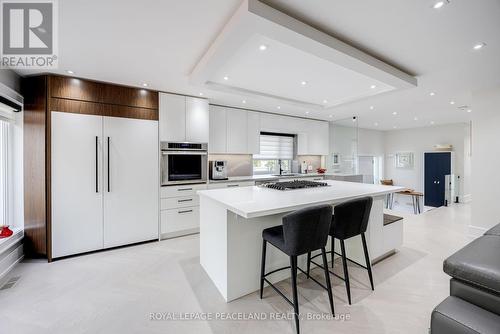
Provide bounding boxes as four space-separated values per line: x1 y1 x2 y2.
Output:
210 160 228 180
261 180 328 191
161 142 208 186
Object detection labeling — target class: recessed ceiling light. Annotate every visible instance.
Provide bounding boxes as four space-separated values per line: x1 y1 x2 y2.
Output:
369 106 374 110
301 81 307 86
393 125 398 129
199 92 204 96
374 122 379 126
430 92 436 96
370 85 377 89
433 1 445 9
66 70 74 74
467 109 472 113
323 99 328 104
450 101 455 105
242 100 246 104
259 44 268 51
305 111 310 114
223 76 229 81
142 83 148 87
392 111 398 115
414 117 418 121
430 121 435 125
329 115 333 118
473 43 486 50
277 106 281 109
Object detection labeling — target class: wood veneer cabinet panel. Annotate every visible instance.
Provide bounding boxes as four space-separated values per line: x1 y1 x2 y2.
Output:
50 75 158 110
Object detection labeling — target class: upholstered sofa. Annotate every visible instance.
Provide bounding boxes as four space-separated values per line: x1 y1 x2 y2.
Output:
430 223 500 333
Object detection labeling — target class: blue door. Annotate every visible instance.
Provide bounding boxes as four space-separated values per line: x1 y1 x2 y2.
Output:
424 152 451 207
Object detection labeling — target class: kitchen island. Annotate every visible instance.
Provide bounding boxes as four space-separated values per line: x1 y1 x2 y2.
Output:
198 180 404 302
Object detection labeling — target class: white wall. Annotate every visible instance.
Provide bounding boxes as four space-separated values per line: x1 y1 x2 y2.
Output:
383 124 469 198
471 85 500 236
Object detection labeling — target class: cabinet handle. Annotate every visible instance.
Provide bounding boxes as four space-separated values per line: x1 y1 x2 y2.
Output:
178 209 193 214
107 137 111 192
227 184 239 188
95 136 99 193
178 188 193 191
178 198 193 203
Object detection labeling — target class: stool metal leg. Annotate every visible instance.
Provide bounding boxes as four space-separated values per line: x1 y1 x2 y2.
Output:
361 233 374 291
331 237 335 268
321 247 335 315
340 240 351 305
306 252 311 279
260 239 267 299
290 256 300 334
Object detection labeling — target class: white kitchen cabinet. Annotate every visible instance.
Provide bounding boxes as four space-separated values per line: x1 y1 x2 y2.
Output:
207 181 255 189
160 183 207 238
186 97 209 142
159 92 208 143
209 105 227 153
226 108 248 153
159 93 185 142
51 112 104 258
103 116 159 248
247 112 260 154
51 112 159 258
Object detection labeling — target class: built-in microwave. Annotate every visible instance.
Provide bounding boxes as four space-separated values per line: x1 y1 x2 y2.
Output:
160 142 208 186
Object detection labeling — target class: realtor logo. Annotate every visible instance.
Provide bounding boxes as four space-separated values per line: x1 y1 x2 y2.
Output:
1 0 58 68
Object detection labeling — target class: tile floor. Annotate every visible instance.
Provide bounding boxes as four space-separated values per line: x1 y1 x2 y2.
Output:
0 203 471 334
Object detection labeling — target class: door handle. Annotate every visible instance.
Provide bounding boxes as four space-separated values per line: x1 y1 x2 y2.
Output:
95 136 99 193
437 181 440 184
107 137 110 192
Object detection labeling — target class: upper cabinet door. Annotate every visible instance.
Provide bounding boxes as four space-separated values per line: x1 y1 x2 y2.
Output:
103 116 159 248
247 111 260 154
209 105 227 153
226 108 248 154
51 112 104 258
159 92 186 142
186 97 209 143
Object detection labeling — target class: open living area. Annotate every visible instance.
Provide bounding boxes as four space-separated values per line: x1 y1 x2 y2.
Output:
0 1 499 333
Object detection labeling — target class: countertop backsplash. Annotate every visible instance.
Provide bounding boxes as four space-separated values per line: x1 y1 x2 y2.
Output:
208 154 253 177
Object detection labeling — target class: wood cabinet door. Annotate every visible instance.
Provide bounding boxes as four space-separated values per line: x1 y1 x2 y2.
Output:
159 92 185 142
51 112 104 258
103 116 159 248
186 97 209 143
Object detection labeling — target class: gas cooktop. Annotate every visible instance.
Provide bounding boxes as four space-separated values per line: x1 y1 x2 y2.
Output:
262 180 329 191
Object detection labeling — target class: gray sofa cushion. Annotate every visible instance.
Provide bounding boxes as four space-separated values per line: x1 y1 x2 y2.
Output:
484 223 500 236
450 278 500 316
431 296 500 334
444 235 500 294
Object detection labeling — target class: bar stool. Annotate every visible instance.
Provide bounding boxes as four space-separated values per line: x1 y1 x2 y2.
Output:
307 197 374 305
260 205 334 334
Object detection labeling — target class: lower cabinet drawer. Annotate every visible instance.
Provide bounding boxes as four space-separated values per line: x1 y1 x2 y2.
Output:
207 181 255 189
161 195 199 210
161 206 199 234
161 184 207 198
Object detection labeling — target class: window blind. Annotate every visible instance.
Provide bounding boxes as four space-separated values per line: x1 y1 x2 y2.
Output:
254 134 294 160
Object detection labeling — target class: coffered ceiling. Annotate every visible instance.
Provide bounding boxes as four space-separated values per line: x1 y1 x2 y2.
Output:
17 0 500 130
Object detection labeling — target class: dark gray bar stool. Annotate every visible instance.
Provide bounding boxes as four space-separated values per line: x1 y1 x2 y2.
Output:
260 205 334 334
307 197 374 305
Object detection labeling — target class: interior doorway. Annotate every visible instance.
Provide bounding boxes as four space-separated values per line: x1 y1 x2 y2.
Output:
358 156 376 184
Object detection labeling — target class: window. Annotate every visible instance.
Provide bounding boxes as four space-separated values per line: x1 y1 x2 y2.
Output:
253 132 294 175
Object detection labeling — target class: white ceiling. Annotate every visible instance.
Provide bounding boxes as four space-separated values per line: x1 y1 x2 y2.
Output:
18 0 500 130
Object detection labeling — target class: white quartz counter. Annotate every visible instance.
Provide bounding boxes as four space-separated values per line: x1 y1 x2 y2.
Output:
198 180 404 219
208 173 326 184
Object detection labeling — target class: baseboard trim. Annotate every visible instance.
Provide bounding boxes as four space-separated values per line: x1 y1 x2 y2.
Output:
468 225 487 239
160 228 199 240
461 194 472 203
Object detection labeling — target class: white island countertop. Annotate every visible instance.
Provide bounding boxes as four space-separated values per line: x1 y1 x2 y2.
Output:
198 180 404 219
